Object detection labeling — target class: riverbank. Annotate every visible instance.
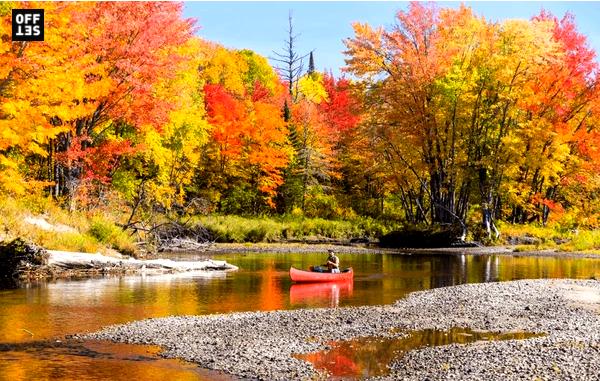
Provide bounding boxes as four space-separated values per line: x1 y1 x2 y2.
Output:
2 194 598 259
81 278 600 380
198 242 600 259
0 239 237 282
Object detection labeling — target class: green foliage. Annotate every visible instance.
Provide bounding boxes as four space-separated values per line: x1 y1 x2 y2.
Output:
198 215 283 243
563 231 600 252
239 49 279 94
304 191 339 219
89 216 136 256
195 214 400 243
220 185 266 215
497 221 600 252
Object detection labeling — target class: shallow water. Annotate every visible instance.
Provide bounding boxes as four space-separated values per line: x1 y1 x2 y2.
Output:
0 340 233 381
295 328 545 378
0 252 599 380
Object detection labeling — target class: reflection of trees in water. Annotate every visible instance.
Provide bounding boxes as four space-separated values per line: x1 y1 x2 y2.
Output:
378 254 504 299
432 254 517 287
428 255 465 288
426 254 600 289
297 328 543 378
428 254 506 288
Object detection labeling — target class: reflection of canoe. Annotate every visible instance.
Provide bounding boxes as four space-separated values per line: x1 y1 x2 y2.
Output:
289 267 353 283
290 280 353 305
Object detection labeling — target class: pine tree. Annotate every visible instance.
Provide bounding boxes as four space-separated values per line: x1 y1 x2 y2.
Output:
308 51 315 75
282 99 291 122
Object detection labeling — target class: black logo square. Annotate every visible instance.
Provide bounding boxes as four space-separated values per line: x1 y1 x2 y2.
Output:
12 9 44 42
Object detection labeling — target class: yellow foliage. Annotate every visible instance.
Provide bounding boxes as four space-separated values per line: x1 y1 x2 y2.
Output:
297 73 329 103
199 43 249 97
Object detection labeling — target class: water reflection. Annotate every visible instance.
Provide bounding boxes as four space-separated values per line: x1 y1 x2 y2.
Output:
296 328 545 379
0 339 234 381
290 281 354 307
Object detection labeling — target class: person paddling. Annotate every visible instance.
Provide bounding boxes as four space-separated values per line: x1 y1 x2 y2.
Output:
325 249 340 273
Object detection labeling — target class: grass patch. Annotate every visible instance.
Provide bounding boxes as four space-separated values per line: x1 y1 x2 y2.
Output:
6 191 596 253
89 216 136 256
194 215 400 243
0 195 136 255
498 221 600 253
196 215 283 242
561 230 600 252
41 231 101 253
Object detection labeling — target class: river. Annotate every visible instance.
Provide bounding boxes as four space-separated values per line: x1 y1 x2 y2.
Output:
1 251 599 380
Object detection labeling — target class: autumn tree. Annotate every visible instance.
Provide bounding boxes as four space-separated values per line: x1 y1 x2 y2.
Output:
0 2 195 210
344 3 472 232
0 2 88 194
506 12 599 226
113 38 211 226
344 2 599 237
196 44 291 213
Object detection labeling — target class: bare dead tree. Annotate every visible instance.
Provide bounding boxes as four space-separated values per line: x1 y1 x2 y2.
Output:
270 11 310 102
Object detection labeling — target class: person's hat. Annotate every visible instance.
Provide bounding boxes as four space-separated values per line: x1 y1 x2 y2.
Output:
327 249 334 254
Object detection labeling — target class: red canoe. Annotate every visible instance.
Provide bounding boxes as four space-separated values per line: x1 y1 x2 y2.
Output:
289 267 353 283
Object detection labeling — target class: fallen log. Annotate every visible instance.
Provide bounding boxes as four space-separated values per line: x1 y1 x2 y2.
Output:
48 250 235 272
0 239 237 282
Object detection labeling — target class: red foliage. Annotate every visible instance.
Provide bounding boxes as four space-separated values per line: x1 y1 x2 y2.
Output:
251 81 271 102
56 136 135 184
81 2 195 129
204 84 248 159
319 73 362 141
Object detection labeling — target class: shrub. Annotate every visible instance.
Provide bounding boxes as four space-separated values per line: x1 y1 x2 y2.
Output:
562 230 600 252
46 232 100 253
89 216 136 256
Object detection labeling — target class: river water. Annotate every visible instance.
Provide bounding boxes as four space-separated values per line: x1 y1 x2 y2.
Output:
1 252 599 380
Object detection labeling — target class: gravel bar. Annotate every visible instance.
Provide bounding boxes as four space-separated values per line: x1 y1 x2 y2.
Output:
81 279 600 380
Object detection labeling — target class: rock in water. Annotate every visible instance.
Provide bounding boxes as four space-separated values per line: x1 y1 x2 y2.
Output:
0 238 49 280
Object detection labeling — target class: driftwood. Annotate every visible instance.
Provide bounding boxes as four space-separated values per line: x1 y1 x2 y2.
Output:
47 251 235 272
0 239 236 282
150 221 214 252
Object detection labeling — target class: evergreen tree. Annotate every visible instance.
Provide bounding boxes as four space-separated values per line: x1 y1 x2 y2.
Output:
307 51 315 75
283 99 291 122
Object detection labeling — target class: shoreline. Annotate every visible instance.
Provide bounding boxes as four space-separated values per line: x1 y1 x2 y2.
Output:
0 239 238 282
79 278 600 380
199 242 600 259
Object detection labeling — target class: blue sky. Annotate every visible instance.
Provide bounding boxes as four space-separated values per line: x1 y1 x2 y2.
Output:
183 2 600 76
